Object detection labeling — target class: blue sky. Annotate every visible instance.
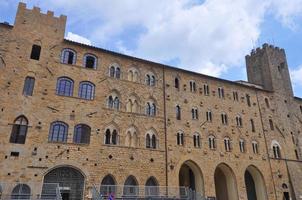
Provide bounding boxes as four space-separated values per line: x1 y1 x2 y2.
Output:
1 0 302 97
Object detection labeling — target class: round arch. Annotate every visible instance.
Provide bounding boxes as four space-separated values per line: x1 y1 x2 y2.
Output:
179 160 205 196
245 165 268 200
214 163 239 200
42 165 85 200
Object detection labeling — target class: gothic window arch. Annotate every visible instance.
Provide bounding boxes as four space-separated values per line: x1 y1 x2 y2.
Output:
192 107 198 120
107 92 120 110
193 132 201 148
109 64 121 79
126 96 139 113
104 128 118 145
218 87 224 98
272 141 282 159
221 112 228 125
203 84 209 95
83 53 97 69
146 101 156 117
73 124 91 144
11 184 31 200
61 48 76 65
176 105 181 120
206 110 212 122
48 121 68 143
177 131 184 146
78 81 95 100
252 140 259 154
128 68 139 82
236 115 243 127
145 73 156 86
224 137 231 152
208 135 216 150
239 139 245 153
10 116 29 144
125 127 138 147
23 76 35 96
189 80 196 92
146 130 157 149
56 77 74 97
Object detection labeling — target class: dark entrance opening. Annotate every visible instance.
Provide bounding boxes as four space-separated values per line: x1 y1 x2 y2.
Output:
245 170 257 200
283 192 290 200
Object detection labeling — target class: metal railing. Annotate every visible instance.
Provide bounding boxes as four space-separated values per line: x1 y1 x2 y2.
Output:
92 185 206 200
0 183 62 200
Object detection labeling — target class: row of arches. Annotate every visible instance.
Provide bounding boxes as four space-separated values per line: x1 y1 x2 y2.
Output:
179 161 268 200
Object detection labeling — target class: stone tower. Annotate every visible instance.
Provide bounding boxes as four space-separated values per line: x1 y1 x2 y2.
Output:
246 43 293 97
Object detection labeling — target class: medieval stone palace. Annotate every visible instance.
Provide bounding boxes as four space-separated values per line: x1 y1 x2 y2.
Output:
0 2 302 200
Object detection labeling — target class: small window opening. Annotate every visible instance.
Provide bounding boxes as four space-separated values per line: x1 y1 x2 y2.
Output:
30 45 41 60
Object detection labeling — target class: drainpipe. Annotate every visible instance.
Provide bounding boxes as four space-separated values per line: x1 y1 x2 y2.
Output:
255 90 278 200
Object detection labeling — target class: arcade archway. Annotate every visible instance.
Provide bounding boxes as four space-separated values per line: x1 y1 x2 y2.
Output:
245 165 267 200
43 166 85 200
179 160 204 195
214 163 239 200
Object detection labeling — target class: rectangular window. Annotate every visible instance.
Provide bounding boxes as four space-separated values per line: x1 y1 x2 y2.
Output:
250 119 255 132
295 149 299 160
246 94 251 107
10 151 20 157
23 77 35 96
233 91 238 101
30 45 41 60
300 105 302 114
204 84 209 96
218 87 224 98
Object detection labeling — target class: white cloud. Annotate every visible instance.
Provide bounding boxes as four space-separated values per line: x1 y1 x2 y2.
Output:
66 32 91 45
28 0 302 77
290 65 302 87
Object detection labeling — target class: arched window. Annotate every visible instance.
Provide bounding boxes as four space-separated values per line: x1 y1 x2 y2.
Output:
221 113 228 125
193 133 201 148
206 110 212 122
61 48 76 65
78 81 95 100
175 78 179 89
107 94 120 110
224 137 231 152
218 87 224 98
146 131 157 149
73 124 91 144
125 127 138 147
109 65 121 79
250 119 255 132
11 184 31 200
104 129 118 145
48 121 68 143
30 44 41 60
272 142 281 159
239 139 245 153
252 141 259 154
146 134 151 148
146 73 155 86
189 81 196 92
100 175 116 196
10 116 28 144
56 77 74 97
269 119 274 130
208 135 216 150
83 54 97 69
236 115 242 127
145 177 159 196
192 108 198 119
176 105 181 120
146 102 156 116
128 68 139 82
203 84 209 95
177 131 184 146
123 176 138 197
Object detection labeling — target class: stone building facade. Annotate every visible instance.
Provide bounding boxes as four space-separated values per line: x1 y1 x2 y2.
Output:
0 3 302 200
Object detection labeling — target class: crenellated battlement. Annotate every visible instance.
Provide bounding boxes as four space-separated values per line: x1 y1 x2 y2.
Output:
13 2 66 40
246 43 285 59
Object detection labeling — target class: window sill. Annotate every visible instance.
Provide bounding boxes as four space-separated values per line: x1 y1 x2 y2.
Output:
48 141 89 146
60 62 97 70
56 94 95 101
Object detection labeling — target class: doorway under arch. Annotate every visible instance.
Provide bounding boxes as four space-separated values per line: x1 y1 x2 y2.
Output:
245 165 267 200
43 166 85 200
214 163 239 200
179 160 204 195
